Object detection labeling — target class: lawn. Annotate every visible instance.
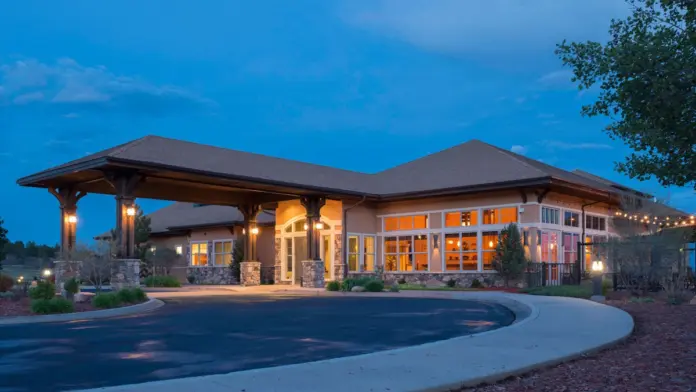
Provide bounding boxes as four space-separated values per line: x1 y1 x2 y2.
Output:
1 265 42 280
520 285 593 298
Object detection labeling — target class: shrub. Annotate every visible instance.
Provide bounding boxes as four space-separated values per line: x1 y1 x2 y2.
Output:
340 277 374 292
64 278 80 295
0 274 14 292
364 280 385 292
187 275 196 284
445 278 457 288
92 292 122 309
522 285 591 298
602 279 612 295
143 275 181 288
397 277 407 285
388 284 400 292
31 297 74 314
116 287 147 303
470 279 483 289
29 281 55 300
0 291 15 299
326 281 340 291
491 223 528 287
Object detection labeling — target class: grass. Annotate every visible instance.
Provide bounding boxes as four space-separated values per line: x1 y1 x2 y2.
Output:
521 285 593 298
2 265 41 280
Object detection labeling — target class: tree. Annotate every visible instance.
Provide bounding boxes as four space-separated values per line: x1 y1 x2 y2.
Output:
0 218 8 270
492 223 529 287
149 247 181 276
556 0 696 189
229 238 245 282
135 208 151 246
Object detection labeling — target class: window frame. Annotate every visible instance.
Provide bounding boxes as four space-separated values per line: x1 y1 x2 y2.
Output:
482 207 518 225
189 241 209 266
212 239 234 266
564 211 580 227
585 214 607 231
444 210 479 228
541 206 560 225
383 214 429 232
443 231 479 271
383 234 430 272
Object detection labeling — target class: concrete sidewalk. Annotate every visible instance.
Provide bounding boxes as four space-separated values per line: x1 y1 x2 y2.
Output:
75 292 633 392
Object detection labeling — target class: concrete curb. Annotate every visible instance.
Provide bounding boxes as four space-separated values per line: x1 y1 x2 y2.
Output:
0 298 165 326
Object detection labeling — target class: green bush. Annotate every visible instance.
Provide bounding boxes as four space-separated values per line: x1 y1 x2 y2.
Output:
522 285 591 298
143 275 181 288
0 274 14 292
116 287 147 304
29 281 55 300
602 279 612 295
64 278 80 295
364 280 385 292
397 277 407 285
470 278 483 288
0 291 15 299
388 284 400 292
445 278 457 288
340 277 374 292
187 275 196 284
31 298 74 314
326 281 340 291
92 292 122 309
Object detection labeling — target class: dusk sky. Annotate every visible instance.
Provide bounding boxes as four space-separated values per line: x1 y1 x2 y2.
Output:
1 0 694 245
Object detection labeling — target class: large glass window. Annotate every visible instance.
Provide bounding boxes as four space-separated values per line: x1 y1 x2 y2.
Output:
540 231 559 262
444 210 478 227
285 238 293 279
384 215 428 231
483 207 518 225
562 233 580 264
190 242 208 266
542 207 560 224
482 231 499 270
364 236 376 272
585 215 606 231
584 235 607 272
213 240 233 266
384 235 429 271
444 232 478 271
348 235 359 272
564 211 580 227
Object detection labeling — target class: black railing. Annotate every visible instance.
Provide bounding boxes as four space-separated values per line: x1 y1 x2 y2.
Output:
526 262 581 287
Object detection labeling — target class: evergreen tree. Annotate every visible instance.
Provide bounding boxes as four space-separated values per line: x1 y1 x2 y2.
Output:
0 218 8 270
492 223 529 287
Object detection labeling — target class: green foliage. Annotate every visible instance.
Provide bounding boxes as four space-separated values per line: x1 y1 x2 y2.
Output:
92 292 122 309
630 296 655 303
116 287 147 303
364 280 385 292
0 291 15 299
29 281 55 300
134 208 151 246
0 273 14 292
31 297 74 314
143 275 181 287
397 277 407 285
556 0 696 189
229 238 245 282
0 218 7 269
492 223 529 287
325 281 340 291
470 279 483 289
3 239 60 261
522 285 592 299
63 277 79 295
340 277 375 292
388 284 400 292
187 275 196 284
445 278 457 288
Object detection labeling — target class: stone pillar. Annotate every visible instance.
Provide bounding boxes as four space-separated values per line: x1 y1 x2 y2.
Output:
300 196 326 288
111 259 141 290
48 186 87 259
240 261 261 286
54 260 82 294
333 235 345 280
274 237 282 283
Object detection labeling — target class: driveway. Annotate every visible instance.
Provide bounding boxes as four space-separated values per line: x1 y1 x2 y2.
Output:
0 295 514 391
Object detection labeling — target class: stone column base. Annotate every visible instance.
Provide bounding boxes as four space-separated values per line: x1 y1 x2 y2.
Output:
111 259 141 290
302 260 325 288
54 260 83 294
240 261 261 286
333 263 347 282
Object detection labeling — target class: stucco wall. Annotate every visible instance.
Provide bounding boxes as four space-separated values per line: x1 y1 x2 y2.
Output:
276 199 343 226
345 204 378 233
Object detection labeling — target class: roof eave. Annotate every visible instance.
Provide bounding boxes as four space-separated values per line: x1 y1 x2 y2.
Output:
377 177 554 201
17 157 111 187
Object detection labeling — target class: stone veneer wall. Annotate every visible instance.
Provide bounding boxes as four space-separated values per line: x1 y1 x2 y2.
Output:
187 266 236 285
240 261 261 286
111 259 141 290
273 237 282 284
347 272 506 288
333 236 345 281
301 260 325 288
53 260 82 294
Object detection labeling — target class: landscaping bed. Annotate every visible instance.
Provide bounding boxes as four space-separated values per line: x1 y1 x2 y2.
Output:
1 296 97 317
459 300 696 392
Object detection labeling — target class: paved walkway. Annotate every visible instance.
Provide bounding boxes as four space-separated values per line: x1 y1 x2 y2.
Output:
76 291 634 392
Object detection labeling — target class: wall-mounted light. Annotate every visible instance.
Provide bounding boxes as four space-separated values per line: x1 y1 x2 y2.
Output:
537 230 542 246
432 234 439 249
67 215 78 224
175 245 183 255
42 269 52 277
126 207 136 216
523 230 529 246
488 240 494 248
251 227 259 235
303 224 308 230
314 222 324 230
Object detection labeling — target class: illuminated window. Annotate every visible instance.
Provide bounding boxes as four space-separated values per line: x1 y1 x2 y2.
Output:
481 231 499 270
444 210 478 227
384 235 429 271
348 235 359 272
483 207 518 225
562 233 580 264
364 236 376 272
564 211 580 227
444 232 478 271
190 242 208 266
213 240 233 266
383 215 428 231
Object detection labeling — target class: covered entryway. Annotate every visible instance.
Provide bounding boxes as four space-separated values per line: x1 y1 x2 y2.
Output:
279 216 338 284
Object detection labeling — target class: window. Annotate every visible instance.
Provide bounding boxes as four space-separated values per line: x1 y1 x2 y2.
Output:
384 235 429 271
175 245 183 255
190 242 208 266
564 211 579 227
444 232 478 271
562 233 580 264
213 240 233 266
383 215 428 231
482 207 518 225
285 238 292 279
540 231 559 262
445 210 478 227
348 235 359 272
542 207 560 224
286 219 330 233
585 215 606 231
363 236 376 272
584 235 607 272
481 231 499 270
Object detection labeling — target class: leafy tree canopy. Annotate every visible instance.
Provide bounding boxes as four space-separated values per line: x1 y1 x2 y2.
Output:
557 0 696 189
0 218 8 268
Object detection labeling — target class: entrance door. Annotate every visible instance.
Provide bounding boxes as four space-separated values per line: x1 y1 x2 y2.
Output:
293 237 307 285
541 231 561 285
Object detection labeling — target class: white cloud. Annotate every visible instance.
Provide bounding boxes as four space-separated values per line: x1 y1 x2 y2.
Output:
341 0 628 60
538 70 574 87
510 145 528 155
541 140 612 150
12 91 44 104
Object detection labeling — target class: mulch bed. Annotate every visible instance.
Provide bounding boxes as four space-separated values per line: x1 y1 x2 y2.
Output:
459 300 696 392
0 296 98 317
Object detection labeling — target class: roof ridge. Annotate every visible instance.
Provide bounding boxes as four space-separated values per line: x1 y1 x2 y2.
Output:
108 135 154 159
486 143 550 178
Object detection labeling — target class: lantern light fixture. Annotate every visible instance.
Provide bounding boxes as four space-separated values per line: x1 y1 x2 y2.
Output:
126 207 136 216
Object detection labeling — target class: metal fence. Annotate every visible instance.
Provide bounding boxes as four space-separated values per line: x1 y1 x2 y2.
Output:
526 262 581 287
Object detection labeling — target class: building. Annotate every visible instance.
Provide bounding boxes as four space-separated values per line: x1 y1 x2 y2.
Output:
17 135 691 288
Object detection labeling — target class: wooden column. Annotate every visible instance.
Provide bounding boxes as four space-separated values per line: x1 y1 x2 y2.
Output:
105 172 143 259
239 204 262 261
300 196 326 261
48 187 87 260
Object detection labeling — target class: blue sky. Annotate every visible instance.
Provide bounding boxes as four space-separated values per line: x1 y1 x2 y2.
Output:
0 0 693 245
